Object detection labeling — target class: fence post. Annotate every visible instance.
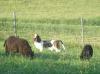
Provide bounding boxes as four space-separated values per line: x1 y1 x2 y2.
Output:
81 17 84 47
13 12 17 36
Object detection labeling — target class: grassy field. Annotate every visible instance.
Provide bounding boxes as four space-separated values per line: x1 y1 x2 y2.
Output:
0 0 100 74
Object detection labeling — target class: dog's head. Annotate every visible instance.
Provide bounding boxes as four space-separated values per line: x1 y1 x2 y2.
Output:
33 34 41 42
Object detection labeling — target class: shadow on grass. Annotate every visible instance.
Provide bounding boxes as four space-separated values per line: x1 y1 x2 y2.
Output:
0 55 99 74
0 50 99 74
34 52 59 60
34 51 79 61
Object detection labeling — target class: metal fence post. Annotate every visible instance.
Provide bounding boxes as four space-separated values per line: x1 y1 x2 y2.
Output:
81 17 84 47
13 12 17 36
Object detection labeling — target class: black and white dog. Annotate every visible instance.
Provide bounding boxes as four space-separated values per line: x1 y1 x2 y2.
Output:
33 34 65 52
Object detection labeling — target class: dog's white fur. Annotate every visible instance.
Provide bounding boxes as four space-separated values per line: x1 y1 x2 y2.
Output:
33 34 65 52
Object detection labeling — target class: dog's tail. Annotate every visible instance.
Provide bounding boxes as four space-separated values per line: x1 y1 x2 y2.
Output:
59 40 65 50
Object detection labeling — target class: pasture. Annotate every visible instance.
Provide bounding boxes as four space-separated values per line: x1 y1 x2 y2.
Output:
0 0 100 74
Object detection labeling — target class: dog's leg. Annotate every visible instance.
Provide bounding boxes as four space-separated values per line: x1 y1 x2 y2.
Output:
49 47 54 51
39 48 43 52
38 44 43 52
53 47 60 52
55 48 60 52
38 45 43 52
58 40 65 50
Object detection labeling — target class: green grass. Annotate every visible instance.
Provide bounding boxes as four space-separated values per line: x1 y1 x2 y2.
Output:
0 0 100 74
0 0 100 19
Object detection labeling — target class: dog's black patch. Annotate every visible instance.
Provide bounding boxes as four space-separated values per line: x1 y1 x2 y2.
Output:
43 40 52 48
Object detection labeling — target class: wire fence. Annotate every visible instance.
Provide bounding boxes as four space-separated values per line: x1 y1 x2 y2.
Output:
1 12 100 55
0 12 100 45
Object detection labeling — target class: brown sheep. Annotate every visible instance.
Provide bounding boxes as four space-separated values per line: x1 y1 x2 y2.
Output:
4 36 34 58
80 44 93 60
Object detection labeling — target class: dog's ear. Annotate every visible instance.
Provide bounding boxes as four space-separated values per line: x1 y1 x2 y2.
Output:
33 34 41 42
34 34 38 38
33 34 38 41
37 35 41 42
